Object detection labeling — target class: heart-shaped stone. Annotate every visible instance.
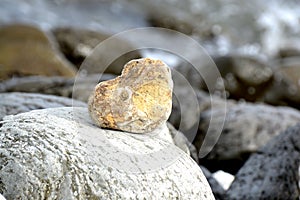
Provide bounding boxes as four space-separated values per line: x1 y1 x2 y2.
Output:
88 58 173 133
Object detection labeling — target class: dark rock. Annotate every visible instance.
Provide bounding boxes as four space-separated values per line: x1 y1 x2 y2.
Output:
264 57 300 109
225 123 300 199
0 92 86 120
0 24 77 81
201 166 226 200
212 55 273 102
0 74 116 102
277 39 300 58
172 54 273 103
52 27 142 75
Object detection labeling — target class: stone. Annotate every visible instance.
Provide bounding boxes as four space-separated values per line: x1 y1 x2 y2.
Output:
0 24 77 81
0 92 86 120
225 123 300 199
277 39 300 58
0 74 116 102
0 107 214 199
193 91 300 173
52 27 142 75
212 55 273 102
88 58 173 134
264 57 300 109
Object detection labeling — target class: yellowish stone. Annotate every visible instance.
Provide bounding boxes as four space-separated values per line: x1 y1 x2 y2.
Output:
88 58 173 133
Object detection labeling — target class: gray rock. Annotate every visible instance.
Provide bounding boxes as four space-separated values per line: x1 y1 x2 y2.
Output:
0 107 214 200
225 123 300 199
0 92 86 120
0 74 116 102
197 103 300 160
52 27 142 75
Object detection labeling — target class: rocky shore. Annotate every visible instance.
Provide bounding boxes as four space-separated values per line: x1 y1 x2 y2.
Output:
0 0 300 199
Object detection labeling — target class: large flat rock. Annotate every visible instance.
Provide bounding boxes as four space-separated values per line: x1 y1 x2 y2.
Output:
0 107 214 199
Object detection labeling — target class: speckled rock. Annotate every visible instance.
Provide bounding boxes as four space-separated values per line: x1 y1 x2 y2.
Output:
0 92 86 120
0 107 214 200
88 58 173 133
53 27 141 75
0 74 116 102
0 24 77 81
225 123 300 199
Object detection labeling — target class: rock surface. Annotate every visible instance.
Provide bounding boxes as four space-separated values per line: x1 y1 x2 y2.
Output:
225 123 300 199
197 103 300 160
53 27 141 75
0 74 116 102
0 24 77 81
0 92 86 120
88 58 173 133
0 107 214 200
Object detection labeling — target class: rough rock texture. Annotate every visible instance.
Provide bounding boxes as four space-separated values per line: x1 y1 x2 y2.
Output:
88 58 173 133
0 92 86 120
0 24 77 81
225 124 300 199
200 166 225 200
53 27 141 75
196 103 300 160
0 107 214 200
0 74 116 102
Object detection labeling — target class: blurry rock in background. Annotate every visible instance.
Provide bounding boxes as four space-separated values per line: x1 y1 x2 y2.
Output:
0 92 86 120
53 27 142 75
195 99 300 173
0 74 116 102
0 24 77 81
265 57 300 109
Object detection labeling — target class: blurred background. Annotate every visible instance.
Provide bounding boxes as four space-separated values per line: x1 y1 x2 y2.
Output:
1 0 300 108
